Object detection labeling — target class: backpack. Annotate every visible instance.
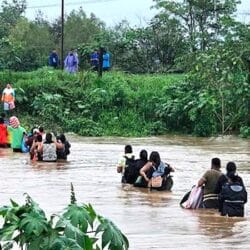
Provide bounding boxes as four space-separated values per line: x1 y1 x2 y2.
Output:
21 135 29 153
123 156 137 184
64 141 71 155
220 183 247 217
57 141 71 160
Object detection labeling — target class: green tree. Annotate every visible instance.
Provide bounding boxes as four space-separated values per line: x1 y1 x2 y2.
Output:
79 17 186 73
156 19 250 136
64 9 104 55
153 0 239 52
0 0 26 38
0 16 54 71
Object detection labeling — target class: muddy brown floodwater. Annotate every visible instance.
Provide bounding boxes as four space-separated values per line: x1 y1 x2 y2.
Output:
0 135 249 249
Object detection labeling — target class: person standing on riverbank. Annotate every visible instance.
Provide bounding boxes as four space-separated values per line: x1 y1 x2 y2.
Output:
49 49 60 69
1 83 15 114
90 50 99 71
102 49 110 71
198 158 222 208
64 49 79 73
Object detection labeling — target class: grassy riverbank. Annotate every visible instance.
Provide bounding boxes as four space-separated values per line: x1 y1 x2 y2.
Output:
0 68 248 137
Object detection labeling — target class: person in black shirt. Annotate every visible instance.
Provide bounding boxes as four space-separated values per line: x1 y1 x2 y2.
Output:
215 162 244 194
219 172 247 217
49 49 59 68
215 161 244 212
133 150 148 187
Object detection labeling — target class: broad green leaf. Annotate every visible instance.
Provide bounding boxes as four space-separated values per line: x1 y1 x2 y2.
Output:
2 241 13 250
96 216 129 250
56 217 85 240
0 206 11 217
51 236 83 250
77 104 86 109
19 211 48 236
38 228 62 249
62 204 92 233
10 199 19 207
27 236 44 250
0 224 18 241
83 235 97 250
84 204 97 223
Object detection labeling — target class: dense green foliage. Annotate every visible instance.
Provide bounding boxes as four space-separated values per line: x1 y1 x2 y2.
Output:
0 0 242 74
0 0 249 137
0 0 104 71
0 185 129 250
154 0 238 52
0 69 248 137
0 69 184 136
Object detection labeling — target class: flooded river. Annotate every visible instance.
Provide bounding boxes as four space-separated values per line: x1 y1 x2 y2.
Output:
0 135 249 249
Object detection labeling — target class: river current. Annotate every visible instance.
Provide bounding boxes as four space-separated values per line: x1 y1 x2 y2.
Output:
0 135 249 249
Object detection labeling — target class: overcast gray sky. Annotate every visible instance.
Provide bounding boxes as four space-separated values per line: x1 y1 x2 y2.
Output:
23 0 250 26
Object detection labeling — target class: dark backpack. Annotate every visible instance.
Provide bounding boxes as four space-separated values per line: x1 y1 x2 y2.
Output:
123 156 138 184
220 183 247 217
64 141 71 155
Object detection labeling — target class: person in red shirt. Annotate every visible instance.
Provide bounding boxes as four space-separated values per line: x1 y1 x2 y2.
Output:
0 117 8 147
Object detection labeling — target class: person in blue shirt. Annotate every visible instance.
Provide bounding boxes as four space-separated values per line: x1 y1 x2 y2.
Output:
90 50 99 71
103 49 110 71
49 49 59 68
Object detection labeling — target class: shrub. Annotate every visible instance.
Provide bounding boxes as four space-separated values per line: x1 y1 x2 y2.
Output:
0 184 129 250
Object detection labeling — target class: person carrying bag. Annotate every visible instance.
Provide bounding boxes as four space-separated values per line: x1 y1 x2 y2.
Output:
140 151 174 191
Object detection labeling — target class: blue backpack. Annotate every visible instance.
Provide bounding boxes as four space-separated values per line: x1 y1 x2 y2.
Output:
21 136 29 153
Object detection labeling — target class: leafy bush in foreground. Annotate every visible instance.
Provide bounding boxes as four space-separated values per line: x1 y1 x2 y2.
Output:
0 184 129 250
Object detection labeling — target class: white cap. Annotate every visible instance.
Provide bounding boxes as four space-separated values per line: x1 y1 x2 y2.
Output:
33 128 39 134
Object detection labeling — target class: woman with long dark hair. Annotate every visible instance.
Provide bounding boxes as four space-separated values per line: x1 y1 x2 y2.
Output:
139 151 174 190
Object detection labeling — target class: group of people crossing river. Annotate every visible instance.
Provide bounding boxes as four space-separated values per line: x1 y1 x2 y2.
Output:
116 145 174 191
116 145 248 217
0 80 247 218
0 83 71 162
0 112 248 218
0 114 71 162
